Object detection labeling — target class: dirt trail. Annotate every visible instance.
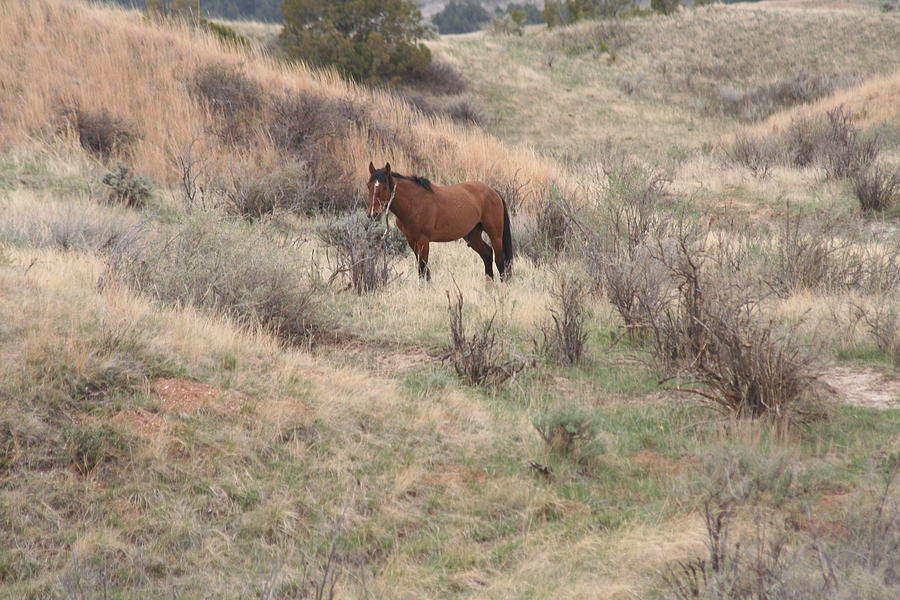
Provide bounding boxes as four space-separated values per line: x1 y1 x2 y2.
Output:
820 367 900 410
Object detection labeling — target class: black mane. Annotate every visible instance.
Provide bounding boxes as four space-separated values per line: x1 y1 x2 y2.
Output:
370 170 433 192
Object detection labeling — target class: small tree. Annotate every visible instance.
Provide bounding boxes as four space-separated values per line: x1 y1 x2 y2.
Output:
432 0 490 34
544 0 631 27
651 0 681 15
280 0 432 84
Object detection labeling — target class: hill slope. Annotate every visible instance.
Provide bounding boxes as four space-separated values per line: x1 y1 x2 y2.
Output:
428 3 900 162
0 0 559 198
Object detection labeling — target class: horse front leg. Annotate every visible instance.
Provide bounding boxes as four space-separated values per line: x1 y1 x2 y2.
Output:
413 239 431 281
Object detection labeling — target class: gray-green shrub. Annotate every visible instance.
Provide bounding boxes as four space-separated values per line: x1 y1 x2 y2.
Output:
317 213 406 294
223 161 317 218
532 408 604 459
102 162 153 208
107 214 327 345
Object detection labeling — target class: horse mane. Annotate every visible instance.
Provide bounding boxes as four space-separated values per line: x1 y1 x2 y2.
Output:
394 174 434 192
371 169 434 192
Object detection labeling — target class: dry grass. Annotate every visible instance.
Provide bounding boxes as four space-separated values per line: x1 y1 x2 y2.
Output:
429 4 900 161
752 70 900 135
2 2 899 598
0 0 562 203
0 241 692 598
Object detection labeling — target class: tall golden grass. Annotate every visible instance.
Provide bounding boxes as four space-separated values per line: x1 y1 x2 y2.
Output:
751 70 900 135
0 0 560 197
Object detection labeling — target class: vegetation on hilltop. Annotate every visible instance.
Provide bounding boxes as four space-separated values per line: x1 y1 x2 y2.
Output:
432 1 544 34
110 0 284 22
280 0 433 84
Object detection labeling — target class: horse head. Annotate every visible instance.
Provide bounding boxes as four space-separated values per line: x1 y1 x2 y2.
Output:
366 161 394 220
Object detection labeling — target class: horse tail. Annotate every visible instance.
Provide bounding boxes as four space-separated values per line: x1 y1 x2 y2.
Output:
501 194 514 272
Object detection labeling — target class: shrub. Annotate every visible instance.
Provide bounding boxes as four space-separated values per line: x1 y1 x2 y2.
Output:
602 161 671 253
489 13 525 37
851 300 899 366
532 408 603 458
223 161 318 218
718 71 851 122
663 456 899 599
770 108 881 180
782 113 823 168
724 132 779 178
583 214 818 419
820 107 879 180
441 288 524 386
398 91 437 117
651 0 680 15
514 187 571 263
765 210 898 296
101 162 154 208
572 162 671 337
266 93 360 211
544 0 631 27
0 198 139 252
595 242 668 339
201 19 250 49
851 164 900 213
317 213 406 294
60 106 139 160
280 0 432 85
536 273 590 365
501 3 544 25
106 215 327 345
404 60 468 95
432 0 490 34
652 231 818 420
767 210 858 296
189 63 264 144
268 93 341 154
445 98 484 126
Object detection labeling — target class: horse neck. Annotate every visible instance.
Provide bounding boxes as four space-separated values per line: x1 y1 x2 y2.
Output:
388 178 424 223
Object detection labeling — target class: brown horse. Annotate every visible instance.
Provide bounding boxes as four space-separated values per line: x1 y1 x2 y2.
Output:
366 162 513 281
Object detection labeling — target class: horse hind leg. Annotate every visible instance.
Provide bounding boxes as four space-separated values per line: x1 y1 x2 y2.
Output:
485 228 507 280
466 225 494 279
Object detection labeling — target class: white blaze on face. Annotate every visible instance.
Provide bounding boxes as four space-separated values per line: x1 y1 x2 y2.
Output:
369 181 381 217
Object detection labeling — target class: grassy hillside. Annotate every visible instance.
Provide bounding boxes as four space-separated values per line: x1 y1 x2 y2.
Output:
429 2 900 162
1 0 899 598
0 0 559 197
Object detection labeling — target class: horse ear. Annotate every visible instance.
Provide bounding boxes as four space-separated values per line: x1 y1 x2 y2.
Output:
369 162 375 174
384 162 391 174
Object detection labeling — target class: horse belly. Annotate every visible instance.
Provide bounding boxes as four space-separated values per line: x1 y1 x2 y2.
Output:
430 219 479 242
429 200 481 242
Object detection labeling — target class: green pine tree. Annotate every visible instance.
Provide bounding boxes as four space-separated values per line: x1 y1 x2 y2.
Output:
280 0 432 85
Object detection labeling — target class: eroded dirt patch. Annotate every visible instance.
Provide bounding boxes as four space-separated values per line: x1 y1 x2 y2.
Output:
376 348 433 375
631 449 695 476
427 464 488 488
151 377 251 414
112 409 169 435
821 367 900 410
255 398 314 420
